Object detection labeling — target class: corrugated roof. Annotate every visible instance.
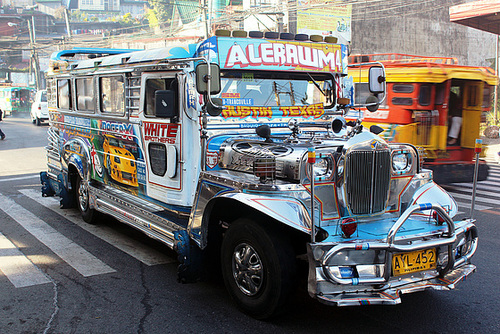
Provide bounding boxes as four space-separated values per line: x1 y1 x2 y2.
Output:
450 0 500 35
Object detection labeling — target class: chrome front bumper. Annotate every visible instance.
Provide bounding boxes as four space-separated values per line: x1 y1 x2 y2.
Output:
307 203 478 306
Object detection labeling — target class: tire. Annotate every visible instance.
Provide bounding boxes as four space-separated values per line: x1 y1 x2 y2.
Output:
76 176 98 224
221 218 296 319
36 117 41 126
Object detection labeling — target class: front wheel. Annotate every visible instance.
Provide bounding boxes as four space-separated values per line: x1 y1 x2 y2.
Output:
221 218 296 319
76 176 98 224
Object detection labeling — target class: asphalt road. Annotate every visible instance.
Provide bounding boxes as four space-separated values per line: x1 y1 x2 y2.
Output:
0 115 499 334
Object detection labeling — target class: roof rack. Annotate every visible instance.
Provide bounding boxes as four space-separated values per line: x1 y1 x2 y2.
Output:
50 48 140 62
349 53 458 65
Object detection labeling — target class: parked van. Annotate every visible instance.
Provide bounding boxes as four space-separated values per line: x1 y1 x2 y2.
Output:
30 89 48 125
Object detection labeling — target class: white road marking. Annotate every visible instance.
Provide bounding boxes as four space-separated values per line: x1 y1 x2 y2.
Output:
19 189 174 266
447 192 496 210
0 232 51 288
0 174 40 183
0 193 115 277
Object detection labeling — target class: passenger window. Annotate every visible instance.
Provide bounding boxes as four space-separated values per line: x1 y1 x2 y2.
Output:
354 83 372 105
57 79 72 110
144 78 178 117
392 97 413 105
482 86 491 108
148 143 167 176
418 85 431 106
100 76 124 115
467 85 479 107
145 79 166 116
76 77 95 112
435 84 446 105
392 84 414 93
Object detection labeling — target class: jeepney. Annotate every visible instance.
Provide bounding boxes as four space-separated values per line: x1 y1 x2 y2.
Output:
349 53 497 183
41 31 478 319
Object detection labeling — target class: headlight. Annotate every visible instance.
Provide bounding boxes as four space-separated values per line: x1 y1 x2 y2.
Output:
337 157 344 175
392 152 412 174
314 158 331 178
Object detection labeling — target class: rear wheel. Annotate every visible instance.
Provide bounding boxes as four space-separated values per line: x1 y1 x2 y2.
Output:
221 218 296 319
36 117 41 126
76 176 98 224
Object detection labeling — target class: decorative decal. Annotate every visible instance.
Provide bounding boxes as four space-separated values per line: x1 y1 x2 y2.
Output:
222 40 342 72
221 103 324 119
143 122 179 144
206 150 219 169
90 147 103 178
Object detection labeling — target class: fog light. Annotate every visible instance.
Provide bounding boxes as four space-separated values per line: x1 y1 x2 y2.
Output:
341 218 357 238
339 266 355 278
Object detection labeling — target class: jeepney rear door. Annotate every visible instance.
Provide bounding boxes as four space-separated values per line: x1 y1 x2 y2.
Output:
461 81 483 148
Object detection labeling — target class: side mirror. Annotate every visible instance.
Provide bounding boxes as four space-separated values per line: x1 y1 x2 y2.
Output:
365 95 379 112
155 90 177 118
368 66 385 94
206 97 223 116
196 63 221 95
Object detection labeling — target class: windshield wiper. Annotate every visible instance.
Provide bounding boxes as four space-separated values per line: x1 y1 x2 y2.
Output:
307 73 326 96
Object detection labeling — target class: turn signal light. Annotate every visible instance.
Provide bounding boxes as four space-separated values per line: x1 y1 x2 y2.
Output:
341 217 357 238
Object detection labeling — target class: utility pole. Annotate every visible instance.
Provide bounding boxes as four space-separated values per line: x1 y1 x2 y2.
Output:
203 0 209 39
64 8 72 39
28 17 41 91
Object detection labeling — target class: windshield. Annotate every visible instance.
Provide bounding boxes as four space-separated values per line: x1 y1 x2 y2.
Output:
216 71 336 108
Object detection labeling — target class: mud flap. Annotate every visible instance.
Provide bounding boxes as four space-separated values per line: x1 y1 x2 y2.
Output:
174 230 203 283
40 171 75 209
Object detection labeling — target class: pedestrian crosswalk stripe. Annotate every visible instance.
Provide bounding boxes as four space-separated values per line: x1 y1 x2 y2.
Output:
443 184 500 199
447 191 498 207
0 193 115 277
19 189 173 266
0 232 51 288
0 174 40 183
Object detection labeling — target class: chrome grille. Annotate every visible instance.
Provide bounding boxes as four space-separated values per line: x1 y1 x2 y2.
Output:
345 150 391 214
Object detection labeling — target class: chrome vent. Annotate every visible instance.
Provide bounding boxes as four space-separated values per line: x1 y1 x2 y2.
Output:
345 150 391 214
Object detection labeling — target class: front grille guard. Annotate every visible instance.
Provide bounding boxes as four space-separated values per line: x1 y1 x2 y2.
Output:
316 203 478 286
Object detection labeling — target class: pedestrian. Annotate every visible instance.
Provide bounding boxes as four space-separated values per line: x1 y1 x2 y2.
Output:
447 91 462 145
0 108 5 140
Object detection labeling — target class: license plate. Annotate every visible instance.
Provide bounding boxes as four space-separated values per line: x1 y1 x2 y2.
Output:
392 248 436 276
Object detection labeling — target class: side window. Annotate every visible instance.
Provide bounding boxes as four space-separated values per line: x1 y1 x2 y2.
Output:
100 76 124 115
354 83 371 105
482 85 491 108
435 83 446 105
391 97 413 106
148 143 167 176
57 79 72 110
467 85 479 107
145 79 166 116
76 77 95 112
392 84 414 93
418 85 431 106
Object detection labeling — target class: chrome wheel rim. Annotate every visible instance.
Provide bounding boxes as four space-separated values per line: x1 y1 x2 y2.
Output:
78 180 89 212
232 243 263 296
